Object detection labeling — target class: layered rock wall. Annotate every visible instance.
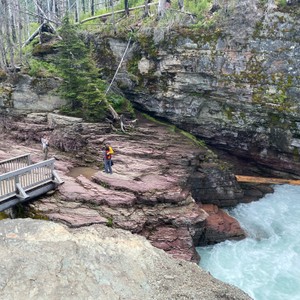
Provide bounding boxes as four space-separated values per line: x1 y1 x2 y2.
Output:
0 74 65 113
92 1 300 176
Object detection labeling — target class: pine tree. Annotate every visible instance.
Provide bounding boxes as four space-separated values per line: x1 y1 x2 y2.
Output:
55 17 108 121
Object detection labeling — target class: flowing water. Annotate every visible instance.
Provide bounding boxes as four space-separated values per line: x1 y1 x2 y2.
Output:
197 184 300 300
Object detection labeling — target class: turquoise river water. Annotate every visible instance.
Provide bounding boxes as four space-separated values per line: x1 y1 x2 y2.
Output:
197 184 300 300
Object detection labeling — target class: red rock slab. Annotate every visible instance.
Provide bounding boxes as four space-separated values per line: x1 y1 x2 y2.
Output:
147 226 200 263
201 204 246 244
92 171 176 193
59 175 137 207
48 207 108 227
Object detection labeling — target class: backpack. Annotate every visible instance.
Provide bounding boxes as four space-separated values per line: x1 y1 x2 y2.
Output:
108 146 114 154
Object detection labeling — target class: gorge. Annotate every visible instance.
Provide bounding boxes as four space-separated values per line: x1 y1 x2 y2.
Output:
0 0 299 299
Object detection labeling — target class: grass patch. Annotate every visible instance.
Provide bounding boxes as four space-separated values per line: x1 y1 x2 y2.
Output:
179 129 206 147
0 212 9 220
142 113 206 147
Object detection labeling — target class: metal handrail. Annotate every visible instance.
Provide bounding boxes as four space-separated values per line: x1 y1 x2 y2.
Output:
0 154 31 174
0 158 55 201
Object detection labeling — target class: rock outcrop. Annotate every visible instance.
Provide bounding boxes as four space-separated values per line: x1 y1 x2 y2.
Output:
0 219 252 300
0 74 65 112
91 1 300 177
0 112 247 263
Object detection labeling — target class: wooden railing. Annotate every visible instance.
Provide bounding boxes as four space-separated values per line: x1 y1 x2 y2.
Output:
0 154 31 174
0 158 63 202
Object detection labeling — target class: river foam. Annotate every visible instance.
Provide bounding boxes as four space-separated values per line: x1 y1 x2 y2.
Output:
197 184 300 300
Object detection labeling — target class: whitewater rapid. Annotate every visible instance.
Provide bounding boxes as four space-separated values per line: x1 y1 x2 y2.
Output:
197 184 300 300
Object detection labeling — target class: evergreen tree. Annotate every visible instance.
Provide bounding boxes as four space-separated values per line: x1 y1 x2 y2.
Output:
55 17 109 121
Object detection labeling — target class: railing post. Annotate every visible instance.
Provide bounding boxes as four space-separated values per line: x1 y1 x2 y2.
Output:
16 183 29 200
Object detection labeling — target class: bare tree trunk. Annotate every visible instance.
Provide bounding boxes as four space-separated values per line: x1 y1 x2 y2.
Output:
91 0 95 15
74 0 79 22
24 0 30 38
51 0 56 21
1 0 15 70
178 0 184 11
16 0 23 64
143 0 150 17
124 0 129 15
10 3 17 43
158 0 166 17
0 28 8 70
56 0 67 21
35 0 44 23
82 0 86 13
110 0 116 34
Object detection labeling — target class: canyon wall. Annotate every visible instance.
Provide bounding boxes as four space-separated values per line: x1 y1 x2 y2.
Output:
92 0 300 176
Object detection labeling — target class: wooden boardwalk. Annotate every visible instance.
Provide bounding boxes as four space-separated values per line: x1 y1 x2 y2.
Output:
0 154 63 211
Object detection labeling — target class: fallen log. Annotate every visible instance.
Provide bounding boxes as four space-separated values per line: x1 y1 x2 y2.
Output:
235 175 300 185
79 2 158 24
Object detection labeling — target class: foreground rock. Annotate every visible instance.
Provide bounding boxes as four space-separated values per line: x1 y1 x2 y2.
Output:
0 219 252 300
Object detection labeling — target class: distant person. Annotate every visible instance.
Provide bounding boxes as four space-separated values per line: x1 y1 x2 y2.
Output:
103 143 114 174
41 135 49 160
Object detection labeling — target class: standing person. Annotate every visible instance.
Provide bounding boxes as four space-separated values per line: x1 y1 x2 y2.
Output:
104 143 114 174
102 146 109 173
41 135 49 160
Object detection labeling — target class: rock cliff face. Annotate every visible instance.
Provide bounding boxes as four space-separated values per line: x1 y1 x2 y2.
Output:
92 0 300 176
0 74 65 112
0 219 252 300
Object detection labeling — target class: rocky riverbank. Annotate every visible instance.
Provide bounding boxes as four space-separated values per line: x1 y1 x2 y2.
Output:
0 112 255 263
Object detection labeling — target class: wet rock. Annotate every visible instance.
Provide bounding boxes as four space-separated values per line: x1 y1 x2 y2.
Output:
200 204 246 245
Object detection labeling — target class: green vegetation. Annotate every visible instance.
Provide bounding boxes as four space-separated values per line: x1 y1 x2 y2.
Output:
29 212 49 220
142 113 206 147
106 216 114 227
26 59 59 77
0 212 9 220
12 204 28 218
53 17 110 121
179 129 206 147
22 16 134 122
108 93 135 115
184 0 212 15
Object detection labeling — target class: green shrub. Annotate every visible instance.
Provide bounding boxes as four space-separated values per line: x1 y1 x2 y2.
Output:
26 59 60 77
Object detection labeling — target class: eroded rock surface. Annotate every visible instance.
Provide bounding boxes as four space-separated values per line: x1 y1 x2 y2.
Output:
0 112 247 263
0 219 252 300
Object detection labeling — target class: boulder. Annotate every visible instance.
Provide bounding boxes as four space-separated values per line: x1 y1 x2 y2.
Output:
0 219 252 300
